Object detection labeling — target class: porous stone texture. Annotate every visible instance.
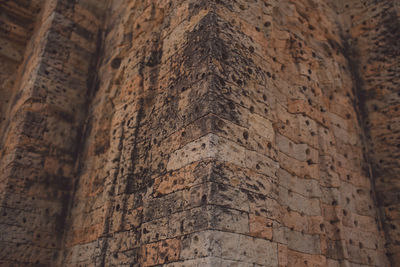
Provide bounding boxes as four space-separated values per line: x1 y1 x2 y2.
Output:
338 1 400 264
0 0 398 266
0 0 107 265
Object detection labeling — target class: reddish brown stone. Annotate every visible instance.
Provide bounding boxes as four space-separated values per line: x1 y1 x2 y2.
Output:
0 0 397 266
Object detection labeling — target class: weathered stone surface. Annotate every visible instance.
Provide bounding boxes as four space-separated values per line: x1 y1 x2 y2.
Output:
0 0 398 266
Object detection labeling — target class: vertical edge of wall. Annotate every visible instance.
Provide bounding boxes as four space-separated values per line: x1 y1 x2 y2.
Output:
339 0 400 264
0 0 398 266
61 0 392 266
0 0 107 265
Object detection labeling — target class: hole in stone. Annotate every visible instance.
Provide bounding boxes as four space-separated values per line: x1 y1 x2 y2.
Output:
243 131 249 140
111 58 121 69
201 195 207 204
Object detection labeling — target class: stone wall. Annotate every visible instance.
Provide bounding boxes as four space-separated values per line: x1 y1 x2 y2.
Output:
0 0 398 266
0 0 42 144
337 0 400 264
0 0 107 265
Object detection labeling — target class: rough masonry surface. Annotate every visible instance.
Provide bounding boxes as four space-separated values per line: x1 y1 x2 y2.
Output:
0 0 399 266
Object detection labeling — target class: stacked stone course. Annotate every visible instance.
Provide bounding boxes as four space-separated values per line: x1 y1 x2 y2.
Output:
0 0 398 266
